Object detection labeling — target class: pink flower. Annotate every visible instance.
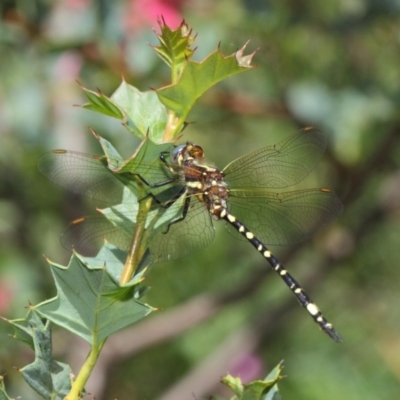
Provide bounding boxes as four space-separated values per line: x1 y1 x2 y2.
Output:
125 0 185 32
53 51 83 81
229 354 264 384
66 0 91 11
0 281 14 314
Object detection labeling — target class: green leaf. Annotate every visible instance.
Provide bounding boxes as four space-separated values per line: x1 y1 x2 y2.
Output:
80 82 169 142
98 138 185 248
113 137 175 200
156 42 258 119
34 251 154 345
73 133 173 202
114 135 173 176
152 18 196 78
100 186 186 242
94 130 125 169
221 362 283 400
222 375 244 397
0 375 14 400
264 363 283 383
78 242 146 283
262 385 281 400
93 135 175 204
9 310 74 399
111 81 168 142
261 364 283 400
4 313 35 349
80 85 124 119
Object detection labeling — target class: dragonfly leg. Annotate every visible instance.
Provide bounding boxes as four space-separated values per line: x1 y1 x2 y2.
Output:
129 172 176 188
162 194 191 234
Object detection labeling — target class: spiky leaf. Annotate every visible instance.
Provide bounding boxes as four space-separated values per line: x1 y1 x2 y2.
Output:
34 250 154 345
220 362 283 400
111 81 168 142
8 310 74 399
81 83 168 142
156 42 257 118
81 86 124 119
152 18 196 76
98 134 175 198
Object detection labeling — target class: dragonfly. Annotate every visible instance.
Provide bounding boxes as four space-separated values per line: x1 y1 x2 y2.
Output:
38 126 343 341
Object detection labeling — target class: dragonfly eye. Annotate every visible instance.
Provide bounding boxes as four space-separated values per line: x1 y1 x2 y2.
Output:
188 144 204 159
170 143 204 165
171 144 188 165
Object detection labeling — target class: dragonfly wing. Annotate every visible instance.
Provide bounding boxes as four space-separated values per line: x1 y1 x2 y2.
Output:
149 199 215 263
63 197 215 263
227 188 343 245
223 127 327 189
38 150 125 204
61 214 133 257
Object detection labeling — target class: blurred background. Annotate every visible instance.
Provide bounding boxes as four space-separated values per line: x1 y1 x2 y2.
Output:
1 0 400 399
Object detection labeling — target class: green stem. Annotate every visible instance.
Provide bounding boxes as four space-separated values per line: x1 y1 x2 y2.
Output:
65 338 106 400
162 59 188 142
163 106 192 142
163 110 178 142
171 61 180 84
120 196 153 284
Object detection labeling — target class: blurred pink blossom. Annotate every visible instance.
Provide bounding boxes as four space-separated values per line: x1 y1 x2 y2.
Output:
229 353 264 384
0 281 14 314
53 51 83 81
125 0 185 32
66 0 91 10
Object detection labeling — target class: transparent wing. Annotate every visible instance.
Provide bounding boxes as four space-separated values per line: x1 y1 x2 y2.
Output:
150 198 215 263
223 127 327 189
227 188 343 246
38 150 125 204
61 214 135 257
60 195 215 264
38 150 177 204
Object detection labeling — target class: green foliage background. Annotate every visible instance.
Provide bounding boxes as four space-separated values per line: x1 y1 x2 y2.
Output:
1 0 400 399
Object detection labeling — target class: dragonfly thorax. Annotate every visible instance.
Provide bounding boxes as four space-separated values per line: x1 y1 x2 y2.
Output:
172 143 229 220
185 167 229 220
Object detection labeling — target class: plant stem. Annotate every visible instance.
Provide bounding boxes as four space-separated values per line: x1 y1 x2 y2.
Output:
64 339 106 400
120 195 153 284
162 52 184 142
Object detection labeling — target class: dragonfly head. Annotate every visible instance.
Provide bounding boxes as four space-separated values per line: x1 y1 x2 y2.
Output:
171 143 204 166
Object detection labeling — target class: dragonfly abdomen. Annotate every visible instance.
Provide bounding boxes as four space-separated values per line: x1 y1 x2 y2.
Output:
218 208 343 343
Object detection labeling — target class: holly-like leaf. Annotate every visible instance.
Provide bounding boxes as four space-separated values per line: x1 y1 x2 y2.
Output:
100 185 186 243
262 385 281 400
34 251 154 345
94 129 125 170
8 310 74 399
152 18 196 77
80 85 124 119
156 42 258 119
112 136 176 202
111 81 168 142
99 134 175 200
80 82 168 142
4 314 35 349
220 362 283 400
113 135 173 177
222 375 245 398
260 363 283 400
